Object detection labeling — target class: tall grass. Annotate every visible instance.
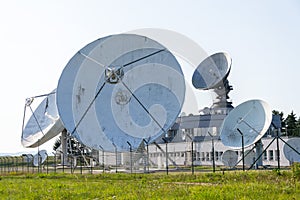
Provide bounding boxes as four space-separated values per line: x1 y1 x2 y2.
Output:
0 169 299 199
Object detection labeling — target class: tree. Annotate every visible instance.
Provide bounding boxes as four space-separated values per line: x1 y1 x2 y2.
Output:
53 139 61 151
284 111 299 137
297 117 300 136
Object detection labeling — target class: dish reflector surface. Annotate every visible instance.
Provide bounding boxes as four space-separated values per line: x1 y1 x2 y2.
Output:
283 138 300 162
244 149 256 166
222 150 238 167
220 99 272 149
33 150 47 166
192 52 231 89
22 90 64 148
56 34 185 152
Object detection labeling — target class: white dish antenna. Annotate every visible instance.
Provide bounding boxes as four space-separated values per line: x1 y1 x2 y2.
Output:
22 154 34 163
191 52 233 114
21 90 64 148
56 33 186 152
244 149 256 166
192 52 231 90
220 99 272 149
283 138 300 162
222 150 238 167
33 150 47 166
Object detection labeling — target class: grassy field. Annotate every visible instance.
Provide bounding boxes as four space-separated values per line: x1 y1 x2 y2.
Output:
0 168 299 199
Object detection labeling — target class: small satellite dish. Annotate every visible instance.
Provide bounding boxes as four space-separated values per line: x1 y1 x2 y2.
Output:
244 149 256 166
22 154 33 163
192 52 231 90
283 138 300 162
220 99 272 149
222 150 238 167
33 150 47 166
56 33 186 152
21 90 64 148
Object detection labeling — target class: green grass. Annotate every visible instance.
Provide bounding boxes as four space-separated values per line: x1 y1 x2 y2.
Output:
0 170 299 199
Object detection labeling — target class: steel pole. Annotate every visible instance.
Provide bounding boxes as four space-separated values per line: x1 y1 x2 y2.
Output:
212 138 215 173
276 130 280 170
127 141 133 174
162 138 168 175
237 129 245 171
191 140 194 175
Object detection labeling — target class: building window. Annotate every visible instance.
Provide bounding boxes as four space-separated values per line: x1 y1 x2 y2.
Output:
269 150 274 161
215 151 219 161
206 152 210 161
201 152 205 161
219 151 223 158
185 128 194 136
210 152 214 161
239 151 242 157
263 151 267 160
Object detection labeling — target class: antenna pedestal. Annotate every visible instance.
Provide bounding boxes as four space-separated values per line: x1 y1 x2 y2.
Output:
255 140 263 168
210 78 233 114
61 129 68 166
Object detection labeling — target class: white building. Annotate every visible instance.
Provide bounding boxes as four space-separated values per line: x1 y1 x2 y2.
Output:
147 136 291 168
97 114 296 170
146 113 292 168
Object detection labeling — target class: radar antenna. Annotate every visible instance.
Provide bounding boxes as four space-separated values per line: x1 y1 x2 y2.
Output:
192 52 233 115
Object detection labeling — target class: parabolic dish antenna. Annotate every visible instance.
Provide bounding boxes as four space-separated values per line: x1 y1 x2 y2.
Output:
56 33 186 152
244 149 256 166
192 52 231 90
22 154 33 163
222 150 238 167
33 150 47 167
21 89 64 148
283 138 300 162
220 99 272 149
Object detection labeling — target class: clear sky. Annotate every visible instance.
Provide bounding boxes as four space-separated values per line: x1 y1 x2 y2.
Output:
1 0 299 154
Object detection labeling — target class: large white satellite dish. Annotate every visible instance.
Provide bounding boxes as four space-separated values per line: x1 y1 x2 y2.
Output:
21 90 64 148
33 150 47 167
192 52 231 90
220 99 272 149
56 33 186 152
283 138 300 162
222 150 238 167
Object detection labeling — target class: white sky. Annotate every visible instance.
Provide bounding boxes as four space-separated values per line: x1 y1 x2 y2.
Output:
0 0 300 154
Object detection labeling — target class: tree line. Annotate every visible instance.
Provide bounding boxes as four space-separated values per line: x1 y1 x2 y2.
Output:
272 110 300 137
